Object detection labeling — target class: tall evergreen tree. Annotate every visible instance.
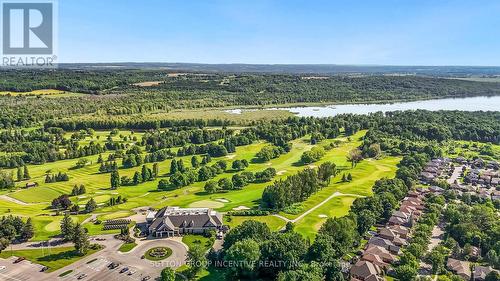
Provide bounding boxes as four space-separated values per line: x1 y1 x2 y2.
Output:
191 156 200 168
23 165 30 180
16 167 23 182
152 163 159 177
170 159 178 175
73 223 90 255
110 171 120 189
85 198 97 213
133 171 142 185
60 213 75 241
21 218 34 241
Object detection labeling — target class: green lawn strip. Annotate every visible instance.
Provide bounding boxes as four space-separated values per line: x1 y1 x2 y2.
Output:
0 246 101 272
144 246 172 261
294 195 358 241
59 270 73 277
182 234 215 252
118 242 137 253
224 215 286 231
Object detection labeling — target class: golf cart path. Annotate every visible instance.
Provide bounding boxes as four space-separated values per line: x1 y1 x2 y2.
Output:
273 191 364 224
0 194 30 205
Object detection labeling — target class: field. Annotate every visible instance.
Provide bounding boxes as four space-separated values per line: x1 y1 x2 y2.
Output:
0 129 400 241
0 246 101 272
0 89 86 97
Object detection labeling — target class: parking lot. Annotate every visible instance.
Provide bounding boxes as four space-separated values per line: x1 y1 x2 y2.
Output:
0 236 187 281
58 257 155 281
0 256 45 281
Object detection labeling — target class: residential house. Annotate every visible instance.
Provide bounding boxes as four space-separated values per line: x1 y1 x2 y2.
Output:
447 258 471 280
387 225 410 239
368 237 400 254
350 260 383 281
364 245 397 264
473 265 498 281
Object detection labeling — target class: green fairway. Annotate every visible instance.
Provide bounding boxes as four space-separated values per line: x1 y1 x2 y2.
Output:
224 215 286 231
9 187 63 203
0 246 101 272
293 195 358 240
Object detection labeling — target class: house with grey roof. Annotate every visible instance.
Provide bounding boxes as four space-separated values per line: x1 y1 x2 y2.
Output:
474 265 499 281
368 237 400 254
147 206 223 237
350 260 383 281
447 258 471 281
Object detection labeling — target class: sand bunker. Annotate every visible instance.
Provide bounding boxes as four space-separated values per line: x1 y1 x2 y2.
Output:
215 198 230 203
233 206 250 211
276 170 287 175
318 214 328 218
226 154 236 159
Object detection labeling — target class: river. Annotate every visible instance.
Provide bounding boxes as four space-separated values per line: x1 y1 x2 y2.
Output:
226 96 500 117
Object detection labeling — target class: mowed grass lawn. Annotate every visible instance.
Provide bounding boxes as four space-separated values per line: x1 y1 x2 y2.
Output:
225 215 286 231
293 195 358 240
0 246 101 272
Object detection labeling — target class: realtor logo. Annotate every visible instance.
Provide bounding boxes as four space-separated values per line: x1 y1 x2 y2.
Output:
1 1 56 67
2 2 53 54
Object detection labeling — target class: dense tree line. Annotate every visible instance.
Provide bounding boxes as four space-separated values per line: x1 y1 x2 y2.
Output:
3 70 500 129
255 145 290 162
262 162 337 209
0 216 34 252
204 168 276 193
443 201 500 267
142 128 231 151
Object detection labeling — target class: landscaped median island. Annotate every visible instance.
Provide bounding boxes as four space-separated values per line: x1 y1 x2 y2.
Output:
144 246 172 261
118 242 137 253
0 246 102 272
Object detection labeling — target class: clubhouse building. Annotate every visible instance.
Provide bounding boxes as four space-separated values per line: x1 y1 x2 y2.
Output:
146 206 224 237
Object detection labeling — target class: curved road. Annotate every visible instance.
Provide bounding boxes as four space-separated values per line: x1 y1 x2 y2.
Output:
37 235 188 281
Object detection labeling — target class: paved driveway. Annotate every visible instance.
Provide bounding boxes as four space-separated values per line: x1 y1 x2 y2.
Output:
0 235 188 281
0 257 45 281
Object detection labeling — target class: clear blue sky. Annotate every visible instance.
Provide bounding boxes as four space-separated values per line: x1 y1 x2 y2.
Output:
58 0 500 65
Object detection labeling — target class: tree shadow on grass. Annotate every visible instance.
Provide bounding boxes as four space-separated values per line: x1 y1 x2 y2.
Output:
37 249 81 262
291 160 307 167
250 157 265 164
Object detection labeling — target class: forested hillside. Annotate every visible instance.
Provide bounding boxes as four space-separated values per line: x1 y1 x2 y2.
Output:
2 70 500 129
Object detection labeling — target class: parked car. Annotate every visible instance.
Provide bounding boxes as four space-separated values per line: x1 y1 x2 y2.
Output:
0 266 6 271
40 266 49 272
14 257 25 263
127 270 136 275
120 267 129 273
108 262 120 269
77 273 87 279
142 276 151 281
